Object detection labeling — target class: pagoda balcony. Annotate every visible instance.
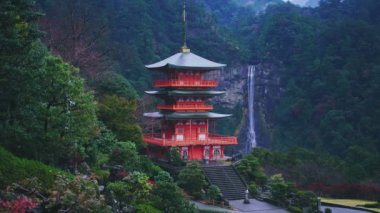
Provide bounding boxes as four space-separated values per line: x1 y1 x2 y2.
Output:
157 104 213 111
154 80 217 88
143 133 237 147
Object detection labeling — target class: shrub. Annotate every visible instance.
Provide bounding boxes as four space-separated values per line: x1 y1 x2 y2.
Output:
135 203 162 213
206 185 221 204
0 147 70 190
177 162 206 199
324 208 332 213
47 175 111 212
167 147 185 166
249 182 259 196
288 206 302 213
152 171 196 213
0 195 38 213
106 172 152 205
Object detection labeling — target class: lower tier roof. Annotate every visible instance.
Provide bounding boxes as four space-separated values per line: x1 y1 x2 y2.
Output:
143 112 231 120
145 90 225 97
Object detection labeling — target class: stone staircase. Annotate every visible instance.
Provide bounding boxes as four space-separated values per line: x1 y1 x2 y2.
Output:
202 165 248 201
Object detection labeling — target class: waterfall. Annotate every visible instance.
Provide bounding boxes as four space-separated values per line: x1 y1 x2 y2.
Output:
246 65 257 152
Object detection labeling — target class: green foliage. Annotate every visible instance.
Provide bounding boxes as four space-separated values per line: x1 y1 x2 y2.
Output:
268 174 291 205
249 0 380 185
177 162 206 199
109 142 139 169
138 156 162 177
106 171 152 205
136 203 162 213
324 208 332 213
249 182 259 196
0 146 70 190
206 185 221 204
35 55 97 164
236 153 267 186
97 95 144 150
152 171 196 213
107 141 161 177
94 72 138 100
0 50 98 166
47 175 111 213
288 206 302 213
167 147 185 166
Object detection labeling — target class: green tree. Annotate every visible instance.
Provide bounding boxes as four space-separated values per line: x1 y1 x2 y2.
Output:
97 95 144 150
177 162 206 199
236 154 267 186
152 171 196 213
167 147 185 166
94 72 138 100
206 185 221 205
109 142 139 171
268 174 290 206
106 171 152 205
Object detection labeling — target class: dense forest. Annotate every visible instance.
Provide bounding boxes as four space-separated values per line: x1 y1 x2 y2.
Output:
1 0 380 212
246 0 380 190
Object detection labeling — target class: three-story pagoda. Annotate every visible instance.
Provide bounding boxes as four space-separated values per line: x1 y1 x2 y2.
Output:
144 46 237 161
143 0 237 161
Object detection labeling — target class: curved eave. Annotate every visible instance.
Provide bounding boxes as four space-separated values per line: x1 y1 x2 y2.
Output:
145 90 226 97
145 52 226 71
143 112 164 118
143 112 232 120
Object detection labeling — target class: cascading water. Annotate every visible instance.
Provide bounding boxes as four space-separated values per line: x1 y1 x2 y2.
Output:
246 65 257 153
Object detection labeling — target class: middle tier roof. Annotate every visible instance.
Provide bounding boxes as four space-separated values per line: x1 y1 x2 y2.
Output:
144 112 231 120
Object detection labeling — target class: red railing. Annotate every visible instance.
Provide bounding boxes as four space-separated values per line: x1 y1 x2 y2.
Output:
143 133 237 146
157 104 213 111
154 80 217 88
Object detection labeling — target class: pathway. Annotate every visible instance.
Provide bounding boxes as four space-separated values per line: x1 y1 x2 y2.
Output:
321 206 371 213
193 199 289 213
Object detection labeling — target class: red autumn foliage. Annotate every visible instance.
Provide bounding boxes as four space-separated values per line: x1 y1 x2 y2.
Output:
0 195 38 213
116 171 129 179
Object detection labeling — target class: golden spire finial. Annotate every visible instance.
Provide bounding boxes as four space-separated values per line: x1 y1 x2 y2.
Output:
181 0 190 53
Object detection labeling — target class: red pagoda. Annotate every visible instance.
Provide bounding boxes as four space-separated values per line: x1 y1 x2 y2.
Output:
143 1 237 161
143 46 238 161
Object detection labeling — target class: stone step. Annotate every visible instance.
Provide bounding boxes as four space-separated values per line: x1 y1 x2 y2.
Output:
202 165 248 201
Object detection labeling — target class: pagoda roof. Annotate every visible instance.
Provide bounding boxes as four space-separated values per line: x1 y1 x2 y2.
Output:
145 52 226 71
144 112 231 120
145 90 225 97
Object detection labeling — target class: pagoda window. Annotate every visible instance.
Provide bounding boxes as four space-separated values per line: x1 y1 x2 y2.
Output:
198 127 206 141
176 128 184 141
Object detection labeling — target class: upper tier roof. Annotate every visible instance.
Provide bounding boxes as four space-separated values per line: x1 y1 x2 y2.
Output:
145 90 226 97
145 52 226 71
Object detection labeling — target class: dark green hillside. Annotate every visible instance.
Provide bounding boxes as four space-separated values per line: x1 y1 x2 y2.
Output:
37 0 244 91
243 0 380 185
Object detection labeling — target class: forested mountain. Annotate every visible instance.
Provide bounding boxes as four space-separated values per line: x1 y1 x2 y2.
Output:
37 0 244 91
239 0 380 189
1 0 380 210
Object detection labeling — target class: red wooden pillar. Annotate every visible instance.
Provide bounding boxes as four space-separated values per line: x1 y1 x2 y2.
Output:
206 119 209 138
